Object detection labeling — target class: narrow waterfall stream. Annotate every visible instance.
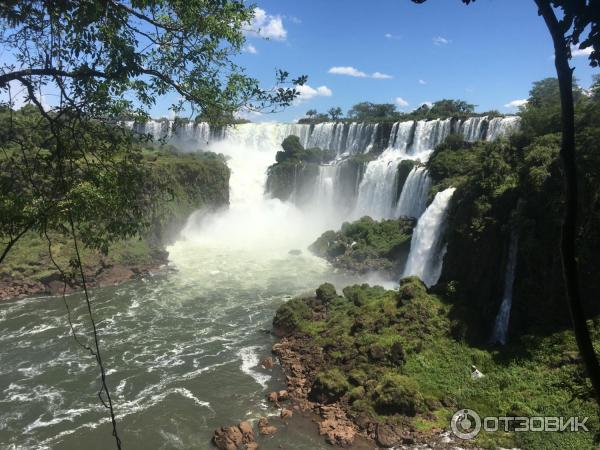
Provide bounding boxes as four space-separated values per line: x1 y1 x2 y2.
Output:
403 188 456 287
490 230 519 345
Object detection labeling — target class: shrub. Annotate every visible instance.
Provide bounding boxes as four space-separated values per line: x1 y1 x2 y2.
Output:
273 298 312 334
373 372 424 416
310 368 351 402
316 282 338 303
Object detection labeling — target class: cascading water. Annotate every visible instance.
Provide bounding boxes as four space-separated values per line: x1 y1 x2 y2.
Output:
395 167 431 219
486 116 521 141
460 117 487 142
403 187 456 287
352 149 405 219
490 230 519 345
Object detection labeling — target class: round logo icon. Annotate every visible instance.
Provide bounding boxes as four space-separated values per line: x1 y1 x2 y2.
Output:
451 409 481 440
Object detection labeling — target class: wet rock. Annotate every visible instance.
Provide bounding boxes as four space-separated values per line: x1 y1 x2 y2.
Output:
257 417 277 436
213 421 256 450
238 421 254 440
318 418 355 447
376 423 401 448
277 390 289 401
280 408 293 419
267 392 279 403
260 357 274 369
213 425 243 450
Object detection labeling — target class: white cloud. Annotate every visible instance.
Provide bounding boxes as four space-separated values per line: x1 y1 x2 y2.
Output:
418 79 427 85
504 99 528 109
295 84 332 102
571 45 592 57
328 66 392 79
243 43 258 54
433 36 450 45
328 66 368 78
395 97 409 107
372 71 393 79
248 8 287 40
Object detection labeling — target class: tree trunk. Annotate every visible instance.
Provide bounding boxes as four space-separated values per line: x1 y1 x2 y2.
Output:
535 0 600 408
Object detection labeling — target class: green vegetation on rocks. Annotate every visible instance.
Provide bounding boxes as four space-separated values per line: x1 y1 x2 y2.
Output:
273 279 599 449
309 216 415 276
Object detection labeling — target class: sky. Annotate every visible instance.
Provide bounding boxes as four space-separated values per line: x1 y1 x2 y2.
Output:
2 1 598 122
167 0 598 123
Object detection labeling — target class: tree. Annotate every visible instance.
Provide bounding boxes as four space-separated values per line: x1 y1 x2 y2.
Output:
328 106 343 121
412 0 600 408
429 99 475 117
0 2 305 447
0 1 305 263
347 102 398 121
306 109 318 118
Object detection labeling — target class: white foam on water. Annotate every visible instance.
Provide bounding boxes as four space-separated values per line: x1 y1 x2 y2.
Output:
237 346 270 389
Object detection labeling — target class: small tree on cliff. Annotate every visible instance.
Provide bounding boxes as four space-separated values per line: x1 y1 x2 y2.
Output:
328 107 343 121
412 0 600 408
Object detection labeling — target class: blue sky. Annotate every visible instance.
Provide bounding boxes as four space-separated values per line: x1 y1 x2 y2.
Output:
168 0 599 123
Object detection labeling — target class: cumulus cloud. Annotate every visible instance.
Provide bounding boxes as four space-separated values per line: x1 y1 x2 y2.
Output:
243 43 258 54
504 99 528 109
395 97 409 107
433 36 450 45
328 66 393 79
571 45 593 57
295 84 332 102
418 79 427 85
248 8 287 40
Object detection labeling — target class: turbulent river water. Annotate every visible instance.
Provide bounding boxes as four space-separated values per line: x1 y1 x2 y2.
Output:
0 125 393 449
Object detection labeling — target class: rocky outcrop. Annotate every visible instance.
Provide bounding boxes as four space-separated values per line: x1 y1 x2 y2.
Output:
212 421 255 450
309 216 415 277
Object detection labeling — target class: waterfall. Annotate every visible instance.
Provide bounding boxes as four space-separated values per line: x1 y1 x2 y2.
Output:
389 121 416 152
409 118 452 157
490 230 519 345
486 116 521 141
395 167 431 219
460 116 487 142
353 149 405 219
403 187 456 287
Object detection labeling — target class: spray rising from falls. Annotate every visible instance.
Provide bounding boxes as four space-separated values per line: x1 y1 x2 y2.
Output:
490 230 519 345
403 188 456 287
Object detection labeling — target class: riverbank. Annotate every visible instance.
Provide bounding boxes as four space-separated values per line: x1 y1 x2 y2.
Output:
0 235 168 301
0 150 230 302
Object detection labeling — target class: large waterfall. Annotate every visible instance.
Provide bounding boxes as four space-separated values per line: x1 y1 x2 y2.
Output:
490 230 519 345
403 188 456 287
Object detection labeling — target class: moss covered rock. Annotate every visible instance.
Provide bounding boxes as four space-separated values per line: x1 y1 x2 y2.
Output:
309 216 415 276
